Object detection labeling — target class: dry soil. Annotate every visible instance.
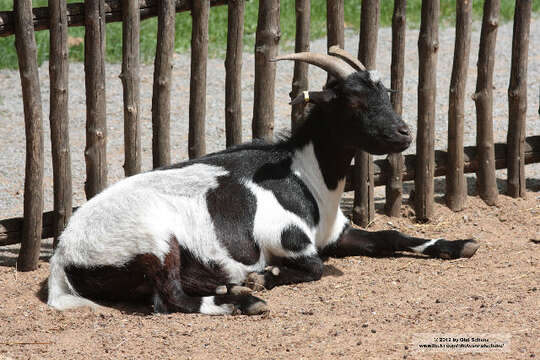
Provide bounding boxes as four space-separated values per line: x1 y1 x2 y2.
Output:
1 193 538 360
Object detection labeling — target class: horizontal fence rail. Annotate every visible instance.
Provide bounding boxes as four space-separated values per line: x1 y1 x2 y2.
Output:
344 136 540 192
0 0 228 37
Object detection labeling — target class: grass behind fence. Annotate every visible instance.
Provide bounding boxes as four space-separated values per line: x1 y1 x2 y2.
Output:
0 0 538 69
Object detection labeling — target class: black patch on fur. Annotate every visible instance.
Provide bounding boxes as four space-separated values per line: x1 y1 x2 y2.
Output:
63 238 229 314
64 256 155 303
262 255 324 289
253 158 320 228
153 240 201 314
168 144 321 229
206 176 260 265
178 246 231 296
280 225 311 252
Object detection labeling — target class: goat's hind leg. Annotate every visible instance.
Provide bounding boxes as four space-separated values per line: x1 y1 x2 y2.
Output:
321 226 479 259
153 241 267 315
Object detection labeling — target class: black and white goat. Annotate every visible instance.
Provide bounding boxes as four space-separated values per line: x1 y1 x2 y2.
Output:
48 48 479 315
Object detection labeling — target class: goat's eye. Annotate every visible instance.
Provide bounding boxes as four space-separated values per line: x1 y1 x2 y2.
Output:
348 96 368 110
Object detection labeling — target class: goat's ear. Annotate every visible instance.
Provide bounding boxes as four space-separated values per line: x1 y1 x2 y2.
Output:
289 90 337 106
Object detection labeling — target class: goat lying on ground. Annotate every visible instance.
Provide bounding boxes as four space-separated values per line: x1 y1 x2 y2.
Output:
48 48 479 315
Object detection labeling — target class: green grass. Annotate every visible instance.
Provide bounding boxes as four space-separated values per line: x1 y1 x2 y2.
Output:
0 0 538 69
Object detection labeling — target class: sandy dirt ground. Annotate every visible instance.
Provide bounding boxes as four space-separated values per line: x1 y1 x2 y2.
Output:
1 192 538 360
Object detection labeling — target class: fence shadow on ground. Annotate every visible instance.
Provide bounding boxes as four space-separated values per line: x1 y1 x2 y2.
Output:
0 241 53 267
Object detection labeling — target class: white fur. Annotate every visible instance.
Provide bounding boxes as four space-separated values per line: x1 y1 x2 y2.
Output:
200 296 234 315
47 252 99 310
290 143 348 249
410 238 441 253
55 164 228 268
368 70 380 83
245 180 317 259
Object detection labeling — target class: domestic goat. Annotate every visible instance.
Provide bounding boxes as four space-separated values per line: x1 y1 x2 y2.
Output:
48 48 479 315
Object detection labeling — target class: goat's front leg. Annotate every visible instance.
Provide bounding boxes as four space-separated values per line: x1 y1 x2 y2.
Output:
321 225 479 259
245 255 324 291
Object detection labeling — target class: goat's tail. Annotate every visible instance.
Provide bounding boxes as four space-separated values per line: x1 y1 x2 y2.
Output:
47 251 98 311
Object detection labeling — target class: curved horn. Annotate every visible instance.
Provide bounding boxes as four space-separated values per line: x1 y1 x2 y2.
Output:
270 52 355 80
328 45 366 72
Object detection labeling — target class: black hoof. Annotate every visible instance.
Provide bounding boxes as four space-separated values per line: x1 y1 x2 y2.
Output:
214 294 269 315
424 239 480 259
459 239 480 258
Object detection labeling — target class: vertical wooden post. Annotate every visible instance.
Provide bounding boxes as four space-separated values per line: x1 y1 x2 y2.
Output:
385 0 406 217
84 0 107 199
225 0 245 148
446 0 472 211
151 0 175 167
415 0 439 222
121 0 141 176
252 0 280 141
473 0 499 205
326 0 344 85
353 0 379 227
49 0 72 248
290 0 310 132
189 0 209 158
15 0 44 271
507 0 531 198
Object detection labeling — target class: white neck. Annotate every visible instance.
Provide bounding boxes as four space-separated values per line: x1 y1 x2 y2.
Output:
291 142 348 248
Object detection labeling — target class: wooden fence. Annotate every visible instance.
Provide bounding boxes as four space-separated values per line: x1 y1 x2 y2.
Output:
0 0 538 271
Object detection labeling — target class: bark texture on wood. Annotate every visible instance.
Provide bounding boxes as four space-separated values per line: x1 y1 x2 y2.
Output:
84 0 107 199
446 0 472 211
326 0 344 85
385 0 406 217
49 0 72 248
14 0 44 271
290 0 310 132
473 0 499 205
353 0 379 227
507 0 531 198
0 0 228 37
225 0 244 148
252 0 280 141
121 0 141 176
151 0 175 167
415 0 439 222
189 0 209 159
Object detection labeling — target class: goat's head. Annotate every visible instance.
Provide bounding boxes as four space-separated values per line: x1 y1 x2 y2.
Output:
272 47 412 155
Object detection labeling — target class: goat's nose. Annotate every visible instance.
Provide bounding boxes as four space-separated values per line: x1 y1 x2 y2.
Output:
398 124 411 137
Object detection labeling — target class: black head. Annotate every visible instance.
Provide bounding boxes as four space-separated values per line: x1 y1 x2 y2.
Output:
309 71 412 155
275 48 412 155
